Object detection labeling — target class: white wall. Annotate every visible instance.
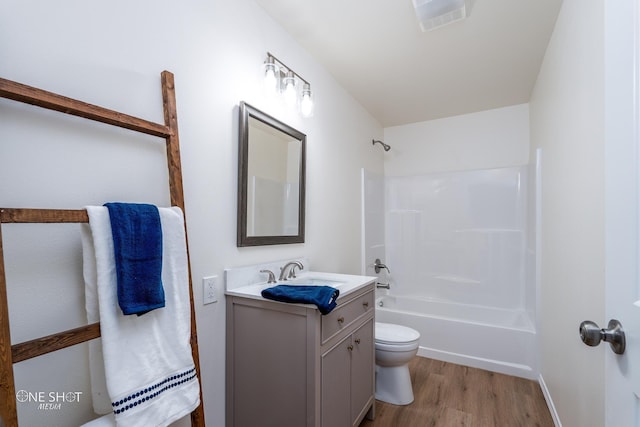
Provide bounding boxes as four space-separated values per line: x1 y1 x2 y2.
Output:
0 1 383 425
529 0 605 426
383 103 530 176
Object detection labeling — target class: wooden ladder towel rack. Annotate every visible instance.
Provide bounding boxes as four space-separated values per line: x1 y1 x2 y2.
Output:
0 72 205 426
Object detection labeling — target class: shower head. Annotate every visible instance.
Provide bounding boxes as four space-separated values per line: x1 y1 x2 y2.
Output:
372 139 391 152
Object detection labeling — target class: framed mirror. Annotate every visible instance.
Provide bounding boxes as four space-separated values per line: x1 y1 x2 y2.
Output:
237 102 306 246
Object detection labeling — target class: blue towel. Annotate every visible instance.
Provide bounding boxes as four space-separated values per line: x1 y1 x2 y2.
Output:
104 202 164 315
261 285 340 315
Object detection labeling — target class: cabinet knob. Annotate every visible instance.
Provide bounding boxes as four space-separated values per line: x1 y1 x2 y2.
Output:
362 301 369 308
337 317 345 324
347 344 354 351
354 338 361 344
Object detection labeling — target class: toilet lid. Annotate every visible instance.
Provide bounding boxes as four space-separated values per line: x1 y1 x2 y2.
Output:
375 322 420 344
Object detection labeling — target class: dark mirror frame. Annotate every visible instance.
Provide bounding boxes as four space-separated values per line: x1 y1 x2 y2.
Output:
237 101 306 247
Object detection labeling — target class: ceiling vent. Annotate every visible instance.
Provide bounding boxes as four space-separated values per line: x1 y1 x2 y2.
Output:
412 0 475 31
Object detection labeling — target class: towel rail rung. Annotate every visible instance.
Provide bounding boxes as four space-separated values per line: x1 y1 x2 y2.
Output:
0 77 172 139
0 208 88 223
11 323 100 363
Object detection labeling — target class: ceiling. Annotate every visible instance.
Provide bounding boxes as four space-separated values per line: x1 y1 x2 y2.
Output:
254 0 564 127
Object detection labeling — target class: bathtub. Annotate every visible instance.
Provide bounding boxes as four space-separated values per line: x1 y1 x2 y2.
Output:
375 294 537 379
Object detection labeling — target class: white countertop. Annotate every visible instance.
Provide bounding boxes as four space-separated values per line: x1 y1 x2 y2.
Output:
225 271 377 304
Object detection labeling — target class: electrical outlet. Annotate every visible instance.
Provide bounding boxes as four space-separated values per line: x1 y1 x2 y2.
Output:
203 275 218 305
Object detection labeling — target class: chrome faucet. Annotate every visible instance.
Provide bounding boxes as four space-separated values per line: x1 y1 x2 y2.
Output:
376 282 391 289
279 261 304 281
260 269 277 284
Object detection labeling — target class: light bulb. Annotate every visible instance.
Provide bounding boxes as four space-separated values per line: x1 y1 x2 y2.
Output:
283 71 297 107
264 59 279 95
301 84 313 117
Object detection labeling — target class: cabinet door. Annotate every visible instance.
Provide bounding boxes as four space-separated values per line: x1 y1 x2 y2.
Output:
231 303 309 427
321 335 351 427
350 318 374 425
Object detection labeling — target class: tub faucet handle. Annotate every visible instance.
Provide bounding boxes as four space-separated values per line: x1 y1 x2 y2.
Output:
374 258 390 274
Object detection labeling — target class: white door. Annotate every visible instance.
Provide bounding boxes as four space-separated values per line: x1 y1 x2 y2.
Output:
603 0 640 425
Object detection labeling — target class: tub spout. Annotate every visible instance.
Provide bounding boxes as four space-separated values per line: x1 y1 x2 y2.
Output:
376 282 390 289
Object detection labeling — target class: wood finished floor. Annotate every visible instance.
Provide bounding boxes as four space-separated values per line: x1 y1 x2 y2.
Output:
360 357 554 427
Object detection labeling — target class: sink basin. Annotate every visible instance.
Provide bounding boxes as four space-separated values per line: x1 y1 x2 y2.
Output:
284 277 345 288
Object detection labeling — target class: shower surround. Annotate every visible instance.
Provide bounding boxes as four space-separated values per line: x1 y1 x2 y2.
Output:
363 165 537 378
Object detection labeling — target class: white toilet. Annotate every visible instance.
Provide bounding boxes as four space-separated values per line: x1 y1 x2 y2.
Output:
374 322 421 405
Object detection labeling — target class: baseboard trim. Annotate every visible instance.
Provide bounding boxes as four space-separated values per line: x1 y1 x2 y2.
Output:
416 346 536 380
538 373 561 427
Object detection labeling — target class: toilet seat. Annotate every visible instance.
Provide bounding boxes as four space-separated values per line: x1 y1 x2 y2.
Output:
375 322 420 345
375 340 419 352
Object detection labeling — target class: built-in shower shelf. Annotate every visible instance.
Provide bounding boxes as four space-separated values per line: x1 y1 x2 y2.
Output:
432 275 482 284
453 228 523 233
388 209 421 213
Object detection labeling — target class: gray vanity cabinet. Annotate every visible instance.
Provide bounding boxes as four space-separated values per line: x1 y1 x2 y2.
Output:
321 318 375 427
226 282 375 427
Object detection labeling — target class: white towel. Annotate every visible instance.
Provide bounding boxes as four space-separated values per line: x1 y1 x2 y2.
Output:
81 206 200 427
81 413 116 427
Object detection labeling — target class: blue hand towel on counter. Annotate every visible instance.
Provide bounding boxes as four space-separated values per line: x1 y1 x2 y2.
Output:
104 202 164 315
261 285 340 315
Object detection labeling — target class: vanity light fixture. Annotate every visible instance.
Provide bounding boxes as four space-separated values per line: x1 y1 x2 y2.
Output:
263 52 314 117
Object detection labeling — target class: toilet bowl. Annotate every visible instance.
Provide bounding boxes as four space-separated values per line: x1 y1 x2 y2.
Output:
374 322 420 405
